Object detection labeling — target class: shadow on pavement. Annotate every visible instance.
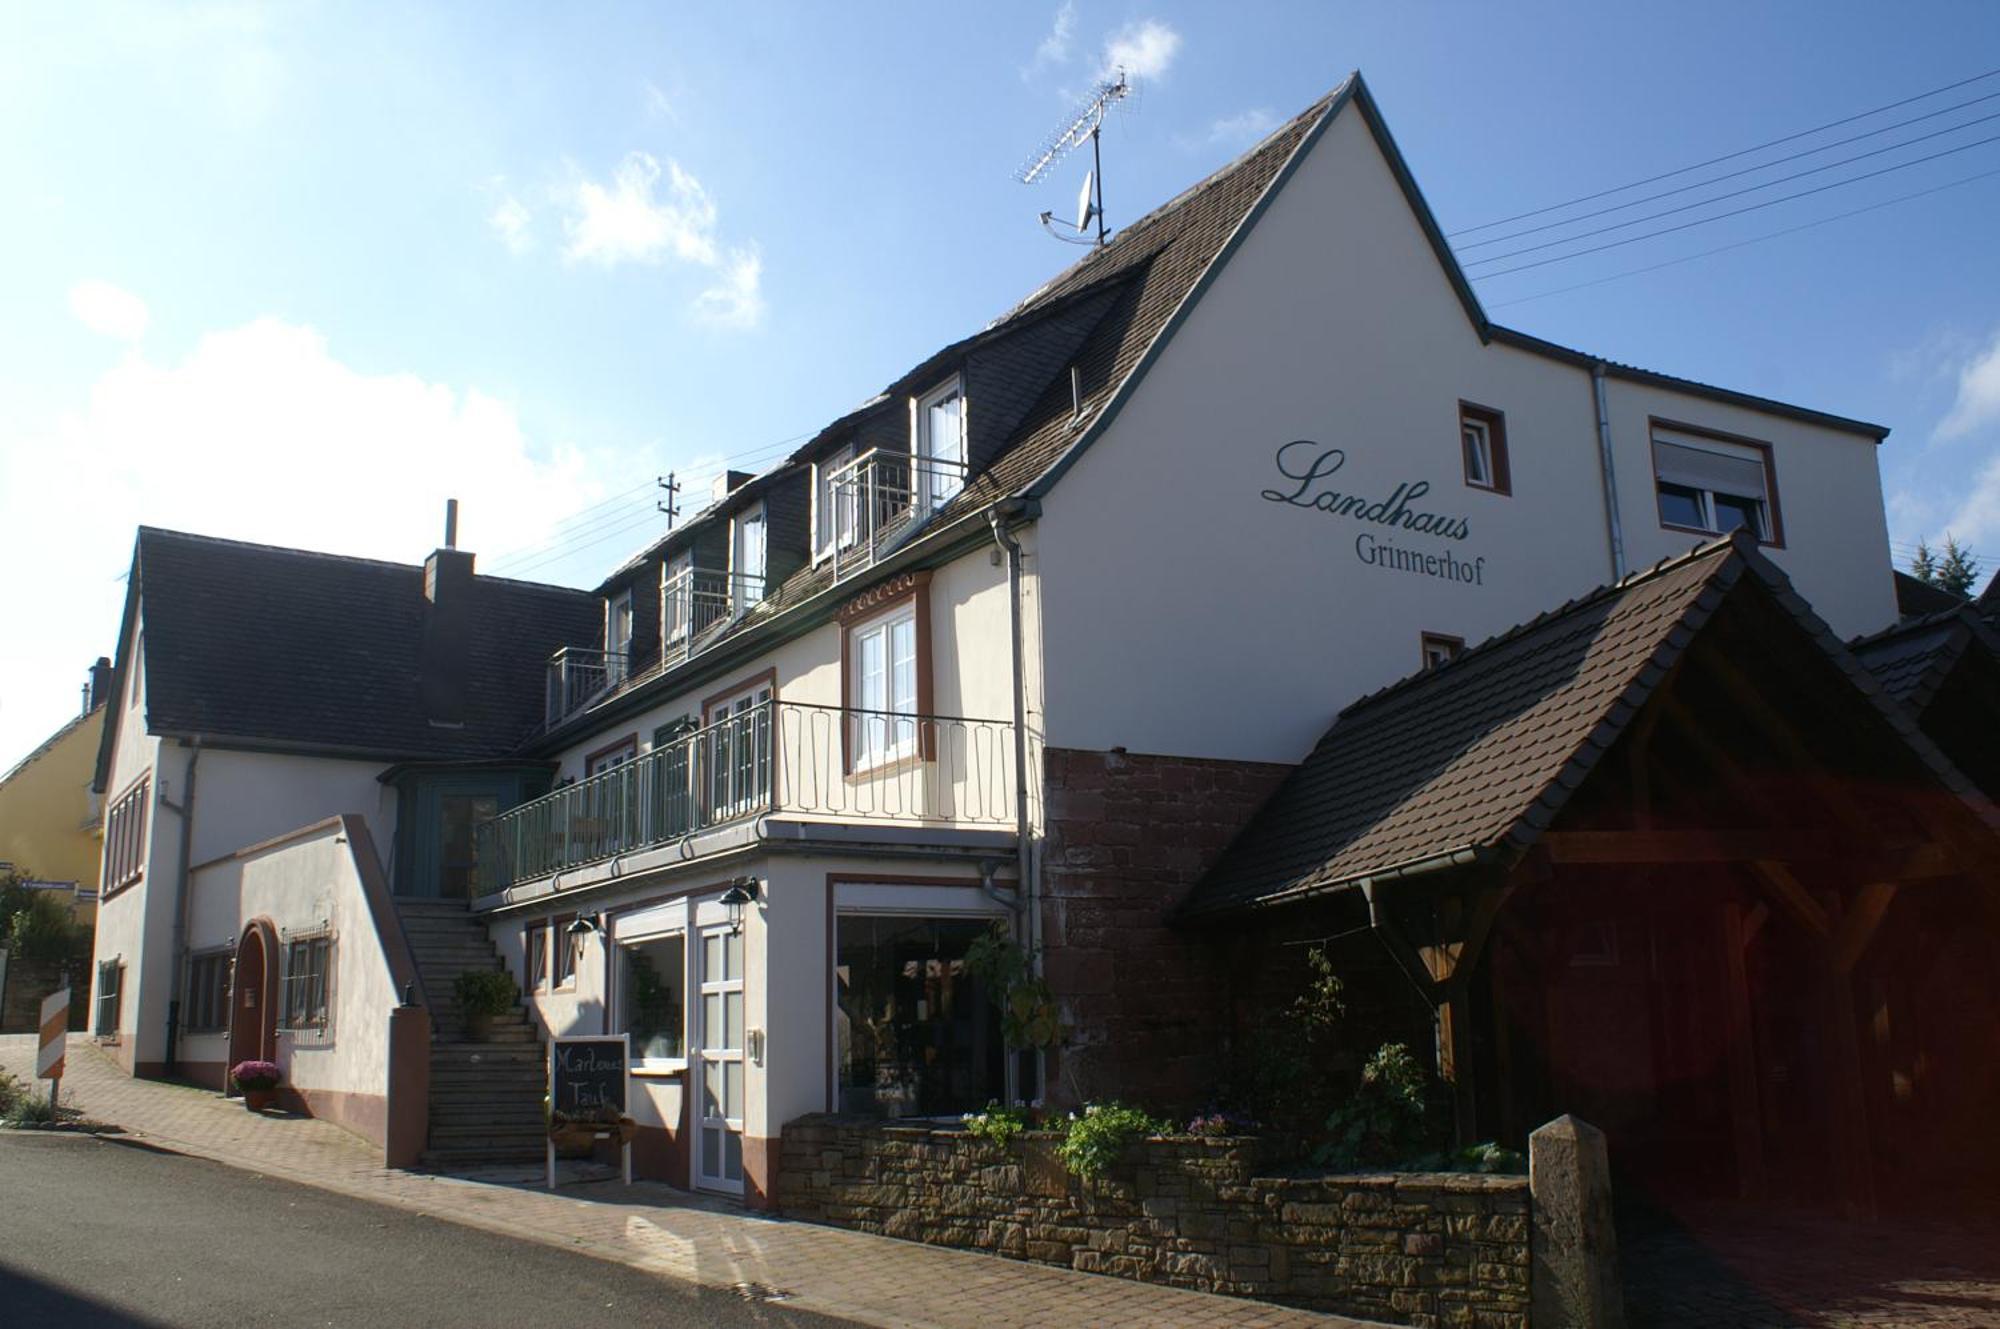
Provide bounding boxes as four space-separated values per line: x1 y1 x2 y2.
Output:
0 1263 173 1328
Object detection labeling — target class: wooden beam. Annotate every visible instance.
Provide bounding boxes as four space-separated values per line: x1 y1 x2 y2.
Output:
1820 896 1880 1219
1833 881 1899 976
1747 860 1832 941
1719 901 1767 1200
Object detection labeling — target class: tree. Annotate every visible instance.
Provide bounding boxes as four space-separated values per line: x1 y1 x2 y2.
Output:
1937 535 1981 598
1911 539 1938 586
0 869 81 965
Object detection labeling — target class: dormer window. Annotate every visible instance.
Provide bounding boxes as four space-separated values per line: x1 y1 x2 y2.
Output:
814 443 858 563
605 590 633 683
661 552 691 645
732 502 767 613
915 377 966 513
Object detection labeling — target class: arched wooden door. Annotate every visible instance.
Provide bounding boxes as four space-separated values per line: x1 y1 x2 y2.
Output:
227 924 275 1085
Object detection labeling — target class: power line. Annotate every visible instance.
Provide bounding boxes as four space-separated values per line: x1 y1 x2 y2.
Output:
501 508 671 580
1482 163 2000 309
1448 66 2000 237
1467 130 2000 279
1455 91 2000 252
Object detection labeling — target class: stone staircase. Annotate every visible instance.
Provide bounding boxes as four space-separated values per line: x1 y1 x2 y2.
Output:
396 899 548 1169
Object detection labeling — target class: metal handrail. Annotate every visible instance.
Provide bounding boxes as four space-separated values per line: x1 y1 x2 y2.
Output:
476 699 1015 894
545 646 630 728
826 448 969 581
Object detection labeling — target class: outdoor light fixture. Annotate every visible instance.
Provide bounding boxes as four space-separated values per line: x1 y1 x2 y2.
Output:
565 914 600 939
719 878 760 934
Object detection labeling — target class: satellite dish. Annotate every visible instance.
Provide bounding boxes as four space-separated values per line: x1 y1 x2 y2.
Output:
1075 169 1097 233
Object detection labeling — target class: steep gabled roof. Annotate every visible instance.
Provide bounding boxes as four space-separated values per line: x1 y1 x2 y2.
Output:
1895 569 1967 620
96 528 598 786
1852 605 2000 714
1185 533 1987 918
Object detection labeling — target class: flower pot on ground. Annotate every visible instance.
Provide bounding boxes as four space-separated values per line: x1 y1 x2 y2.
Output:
453 968 520 1041
230 1060 281 1112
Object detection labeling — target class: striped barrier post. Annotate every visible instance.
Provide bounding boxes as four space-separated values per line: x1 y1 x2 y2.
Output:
37 987 69 1109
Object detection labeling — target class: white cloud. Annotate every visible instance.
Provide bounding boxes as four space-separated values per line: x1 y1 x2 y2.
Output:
694 247 765 330
1101 18 1181 82
0 316 645 769
489 194 533 255
1938 329 2000 441
1178 107 1279 150
561 152 718 268
68 280 150 341
643 80 678 123
1025 2 1076 76
556 152 764 329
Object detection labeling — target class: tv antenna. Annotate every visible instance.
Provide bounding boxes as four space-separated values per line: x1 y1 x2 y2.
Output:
1017 70 1129 246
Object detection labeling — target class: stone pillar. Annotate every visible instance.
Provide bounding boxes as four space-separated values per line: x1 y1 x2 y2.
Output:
385 1003 433 1169
1529 1114 1624 1329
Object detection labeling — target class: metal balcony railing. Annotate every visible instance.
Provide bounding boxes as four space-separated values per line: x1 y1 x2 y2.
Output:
475 700 1015 894
661 566 767 668
545 647 629 729
827 448 969 581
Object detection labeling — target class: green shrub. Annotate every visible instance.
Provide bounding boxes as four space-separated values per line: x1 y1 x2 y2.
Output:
3 1090 58 1129
961 1101 1031 1148
964 926 1064 1051
1057 1103 1170 1180
1315 1042 1436 1171
1228 943 1348 1137
0 1071 23 1116
2 888 82 964
1405 1141 1526 1175
454 968 520 1017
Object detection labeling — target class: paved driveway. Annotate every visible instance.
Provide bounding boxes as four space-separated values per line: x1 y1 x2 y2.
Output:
1622 1199 2000 1328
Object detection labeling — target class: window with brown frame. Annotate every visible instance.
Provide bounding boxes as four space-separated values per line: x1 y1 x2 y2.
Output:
553 913 579 989
95 961 124 1038
1459 402 1510 495
837 573 933 773
103 776 150 895
185 950 233 1032
1650 420 1782 546
526 921 550 991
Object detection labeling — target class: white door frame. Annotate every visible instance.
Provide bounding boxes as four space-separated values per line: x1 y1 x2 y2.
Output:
692 921 746 1195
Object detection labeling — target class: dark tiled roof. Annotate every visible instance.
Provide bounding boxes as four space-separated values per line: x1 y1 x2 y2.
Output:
1852 606 2000 713
1185 533 1988 918
1895 570 1965 619
129 527 598 761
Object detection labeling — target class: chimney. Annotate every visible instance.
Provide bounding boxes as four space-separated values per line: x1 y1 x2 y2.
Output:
86 657 113 714
711 470 755 502
420 500 476 727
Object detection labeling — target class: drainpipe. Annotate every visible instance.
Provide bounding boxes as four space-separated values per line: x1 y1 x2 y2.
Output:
985 506 1038 1090
161 735 203 1074
1592 362 1628 581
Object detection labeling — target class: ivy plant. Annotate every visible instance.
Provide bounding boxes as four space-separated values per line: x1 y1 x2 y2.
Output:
964 925 1064 1051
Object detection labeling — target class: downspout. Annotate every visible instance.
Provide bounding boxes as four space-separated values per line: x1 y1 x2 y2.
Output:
160 735 203 1074
985 505 1039 1101
1592 362 1628 581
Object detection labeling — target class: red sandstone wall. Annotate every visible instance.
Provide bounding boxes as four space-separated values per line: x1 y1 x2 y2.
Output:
1038 747 1292 1110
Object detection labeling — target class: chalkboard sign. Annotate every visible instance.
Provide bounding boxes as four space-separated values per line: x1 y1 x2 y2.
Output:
549 1035 628 1123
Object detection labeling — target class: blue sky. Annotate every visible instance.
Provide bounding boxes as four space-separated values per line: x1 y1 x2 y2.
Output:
4 1 2000 772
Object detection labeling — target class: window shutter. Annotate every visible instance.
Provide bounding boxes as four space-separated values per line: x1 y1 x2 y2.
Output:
1653 437 1765 498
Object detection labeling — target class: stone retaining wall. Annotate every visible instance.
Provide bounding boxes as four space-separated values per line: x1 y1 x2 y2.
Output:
778 1115 1531 1328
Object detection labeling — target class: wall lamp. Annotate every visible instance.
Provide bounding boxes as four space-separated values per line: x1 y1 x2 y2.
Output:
719 878 760 934
565 913 601 939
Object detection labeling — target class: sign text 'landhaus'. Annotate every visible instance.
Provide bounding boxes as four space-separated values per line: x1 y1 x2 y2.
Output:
1262 441 1489 587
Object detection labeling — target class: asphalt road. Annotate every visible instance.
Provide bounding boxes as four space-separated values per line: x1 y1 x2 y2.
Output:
0 1132 856 1328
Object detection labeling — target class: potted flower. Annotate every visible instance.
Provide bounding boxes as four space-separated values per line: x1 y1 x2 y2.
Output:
453 968 520 1041
230 1060 281 1112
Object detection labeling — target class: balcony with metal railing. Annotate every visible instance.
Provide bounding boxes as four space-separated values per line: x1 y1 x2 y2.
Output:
476 699 1016 895
827 448 969 582
660 566 766 668
545 646 629 729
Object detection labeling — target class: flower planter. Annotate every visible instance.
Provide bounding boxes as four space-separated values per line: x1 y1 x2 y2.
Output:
242 1088 275 1112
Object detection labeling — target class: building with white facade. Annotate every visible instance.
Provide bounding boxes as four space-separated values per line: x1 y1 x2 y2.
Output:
89 75 2000 1213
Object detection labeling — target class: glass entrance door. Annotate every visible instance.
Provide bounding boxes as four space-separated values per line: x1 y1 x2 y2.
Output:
693 924 746 1193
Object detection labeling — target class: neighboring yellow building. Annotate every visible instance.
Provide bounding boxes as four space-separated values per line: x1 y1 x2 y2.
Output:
0 662 111 925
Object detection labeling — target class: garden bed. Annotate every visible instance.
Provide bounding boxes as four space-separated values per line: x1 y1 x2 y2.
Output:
777 1115 1529 1328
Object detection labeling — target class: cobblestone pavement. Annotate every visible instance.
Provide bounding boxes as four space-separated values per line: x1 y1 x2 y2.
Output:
1 1036 1364 1329
1623 1199 2000 1328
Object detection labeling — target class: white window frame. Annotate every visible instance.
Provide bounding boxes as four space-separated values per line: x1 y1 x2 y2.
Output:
692 920 746 1194
849 603 919 770
813 443 858 564
914 376 966 514
704 681 773 819
1462 417 1494 488
617 926 689 1075
731 503 767 614
1651 427 1774 542
605 589 634 683
661 553 692 646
